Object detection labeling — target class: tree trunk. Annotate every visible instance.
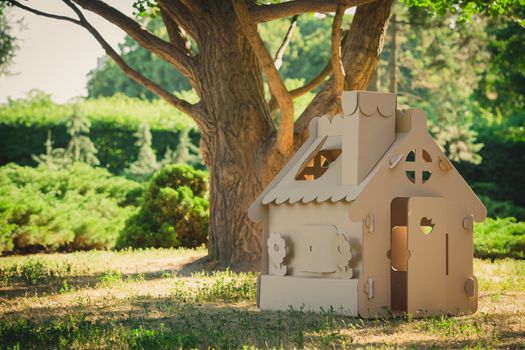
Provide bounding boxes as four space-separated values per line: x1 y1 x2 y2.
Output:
194 2 284 270
194 0 393 270
390 13 397 94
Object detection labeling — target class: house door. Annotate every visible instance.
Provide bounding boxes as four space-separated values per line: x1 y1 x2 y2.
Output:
407 197 447 316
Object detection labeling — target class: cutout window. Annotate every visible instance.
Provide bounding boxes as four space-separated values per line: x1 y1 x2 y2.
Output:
405 170 416 183
420 217 435 235
422 171 432 183
296 149 341 181
404 149 433 184
405 150 416 162
422 150 432 162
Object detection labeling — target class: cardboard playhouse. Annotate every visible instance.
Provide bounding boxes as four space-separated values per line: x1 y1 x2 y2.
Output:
249 90 486 318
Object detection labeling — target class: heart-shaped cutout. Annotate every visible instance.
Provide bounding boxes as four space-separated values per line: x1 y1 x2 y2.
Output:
420 217 435 235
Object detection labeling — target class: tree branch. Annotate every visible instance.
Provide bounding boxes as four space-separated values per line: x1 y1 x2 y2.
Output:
70 0 195 80
268 62 332 115
58 0 199 120
158 0 201 42
295 0 393 141
159 6 192 54
274 15 298 70
251 0 375 23
291 62 333 98
6 0 80 24
233 0 294 154
331 3 346 111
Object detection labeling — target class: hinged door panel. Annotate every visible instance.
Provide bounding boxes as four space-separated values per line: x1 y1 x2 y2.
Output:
407 197 447 316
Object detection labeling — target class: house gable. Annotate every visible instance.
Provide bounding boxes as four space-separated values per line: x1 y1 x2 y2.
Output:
348 109 487 222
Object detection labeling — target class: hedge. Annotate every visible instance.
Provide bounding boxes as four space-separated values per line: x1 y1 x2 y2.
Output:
0 92 200 174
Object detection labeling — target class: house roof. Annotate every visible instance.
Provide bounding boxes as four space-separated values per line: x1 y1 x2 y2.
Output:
259 131 405 205
249 107 487 223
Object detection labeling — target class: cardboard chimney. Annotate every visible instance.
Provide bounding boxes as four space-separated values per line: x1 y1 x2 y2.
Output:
249 90 486 318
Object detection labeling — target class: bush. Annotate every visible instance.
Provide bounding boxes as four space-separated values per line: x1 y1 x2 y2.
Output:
117 164 209 249
0 163 143 254
474 217 525 259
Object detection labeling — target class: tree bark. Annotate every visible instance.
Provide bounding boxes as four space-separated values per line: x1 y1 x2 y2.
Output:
193 2 280 269
390 13 397 94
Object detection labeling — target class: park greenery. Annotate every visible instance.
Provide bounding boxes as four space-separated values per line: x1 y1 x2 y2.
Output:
0 6 524 260
0 163 209 255
0 1 524 348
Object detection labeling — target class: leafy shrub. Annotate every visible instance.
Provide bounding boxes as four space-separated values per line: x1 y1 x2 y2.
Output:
117 164 209 249
474 217 525 259
0 163 143 254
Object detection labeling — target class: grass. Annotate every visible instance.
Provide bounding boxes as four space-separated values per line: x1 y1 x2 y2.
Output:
0 249 524 349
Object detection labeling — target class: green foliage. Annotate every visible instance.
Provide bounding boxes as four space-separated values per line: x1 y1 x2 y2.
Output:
455 124 525 215
475 19 525 115
117 164 209 250
62 107 100 166
474 217 525 259
161 128 202 167
87 17 191 100
0 3 18 76
0 90 193 129
33 107 100 169
125 123 160 180
171 269 257 303
478 194 525 220
0 163 143 254
402 0 525 25
259 15 336 84
0 92 201 173
0 258 72 285
380 5 489 164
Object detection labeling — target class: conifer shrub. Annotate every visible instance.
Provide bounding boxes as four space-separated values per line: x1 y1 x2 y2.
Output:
0 163 143 254
117 164 209 249
474 217 525 259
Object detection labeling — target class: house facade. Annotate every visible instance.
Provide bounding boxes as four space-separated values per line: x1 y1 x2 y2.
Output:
249 90 486 318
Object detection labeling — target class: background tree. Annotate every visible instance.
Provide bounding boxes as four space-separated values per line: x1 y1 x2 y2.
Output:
87 17 190 100
64 107 100 166
161 128 202 168
376 5 490 163
125 122 160 180
32 130 62 169
0 2 19 75
32 107 99 168
4 0 521 269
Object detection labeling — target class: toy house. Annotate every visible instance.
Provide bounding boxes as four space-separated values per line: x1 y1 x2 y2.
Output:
248 90 486 318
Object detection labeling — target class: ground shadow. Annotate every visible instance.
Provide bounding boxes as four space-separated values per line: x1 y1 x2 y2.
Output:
2 294 522 349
